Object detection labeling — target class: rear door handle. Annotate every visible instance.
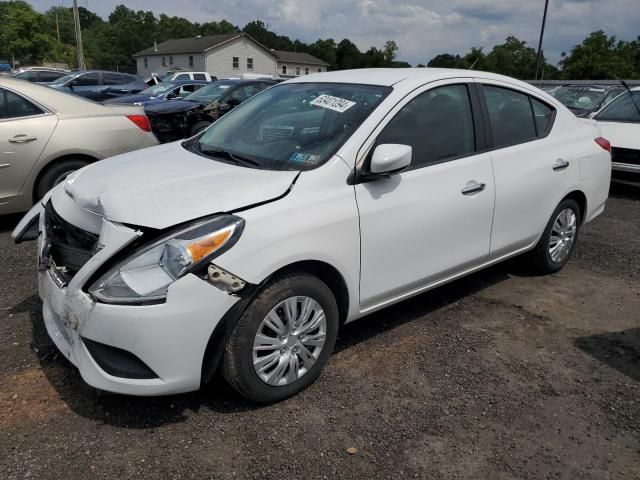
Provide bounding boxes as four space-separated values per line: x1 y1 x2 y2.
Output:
9 135 37 144
461 181 486 195
553 159 570 171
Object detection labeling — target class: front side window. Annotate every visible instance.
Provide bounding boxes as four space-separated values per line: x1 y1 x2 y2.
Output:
247 58 254 70
14 70 38 82
596 91 640 122
72 72 100 86
39 71 66 82
175 73 190 81
232 57 239 69
483 85 537 148
376 84 475 170
191 82 390 171
103 73 130 85
2 89 43 118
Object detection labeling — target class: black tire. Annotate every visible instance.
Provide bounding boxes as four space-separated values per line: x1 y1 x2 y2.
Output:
36 158 89 200
190 121 211 137
222 272 339 403
528 198 581 274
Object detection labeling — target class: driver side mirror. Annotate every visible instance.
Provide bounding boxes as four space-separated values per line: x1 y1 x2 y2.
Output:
166 92 178 99
369 144 412 175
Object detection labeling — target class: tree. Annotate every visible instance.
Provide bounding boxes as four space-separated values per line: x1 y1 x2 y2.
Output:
382 40 398 63
560 31 638 79
427 53 463 68
485 36 538 79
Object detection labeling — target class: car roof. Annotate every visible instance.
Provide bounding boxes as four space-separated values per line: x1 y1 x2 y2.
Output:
284 67 537 88
0 76 107 115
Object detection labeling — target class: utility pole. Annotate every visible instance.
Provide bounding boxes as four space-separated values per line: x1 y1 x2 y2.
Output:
72 0 86 69
534 0 550 81
55 13 61 43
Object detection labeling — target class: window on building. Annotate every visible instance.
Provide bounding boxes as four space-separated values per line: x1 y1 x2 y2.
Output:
376 84 476 170
169 56 173 66
295 66 301 76
282 65 287 75
162 57 166 66
144 57 148 69
247 58 254 70
232 57 239 69
305 67 309 75
189 55 194 68
318 67 322 72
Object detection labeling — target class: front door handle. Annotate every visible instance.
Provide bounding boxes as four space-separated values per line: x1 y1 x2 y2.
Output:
9 135 37 144
461 181 486 195
553 159 570 171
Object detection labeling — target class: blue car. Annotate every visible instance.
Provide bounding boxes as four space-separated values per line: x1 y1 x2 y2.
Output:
103 80 209 107
45 70 146 101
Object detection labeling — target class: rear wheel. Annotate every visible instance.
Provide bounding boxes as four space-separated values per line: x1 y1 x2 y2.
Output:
36 158 89 200
222 272 339 403
528 198 581 274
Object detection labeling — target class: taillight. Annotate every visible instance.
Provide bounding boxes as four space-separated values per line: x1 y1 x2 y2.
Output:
126 114 151 132
595 137 611 154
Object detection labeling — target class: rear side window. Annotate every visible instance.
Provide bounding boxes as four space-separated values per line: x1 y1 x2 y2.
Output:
376 84 476 170
483 85 537 148
40 71 66 82
596 91 640 122
4 90 43 118
531 98 554 136
103 73 130 85
193 73 207 80
73 72 100 86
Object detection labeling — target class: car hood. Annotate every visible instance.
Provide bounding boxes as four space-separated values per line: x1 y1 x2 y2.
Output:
63 142 299 229
145 99 203 115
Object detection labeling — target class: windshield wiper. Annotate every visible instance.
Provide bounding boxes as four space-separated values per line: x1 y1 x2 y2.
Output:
199 147 261 168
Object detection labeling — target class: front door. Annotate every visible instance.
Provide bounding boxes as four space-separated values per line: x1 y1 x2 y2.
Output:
0 88 57 205
355 82 495 309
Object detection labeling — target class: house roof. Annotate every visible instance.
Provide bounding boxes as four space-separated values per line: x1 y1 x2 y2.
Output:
134 33 276 57
273 50 329 66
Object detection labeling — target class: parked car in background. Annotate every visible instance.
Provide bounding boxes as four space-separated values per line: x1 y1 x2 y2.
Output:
161 71 215 82
550 84 624 118
0 77 158 215
12 69 611 402
145 79 275 142
12 67 69 83
0 63 13 76
593 87 640 181
103 80 208 107
45 70 146 101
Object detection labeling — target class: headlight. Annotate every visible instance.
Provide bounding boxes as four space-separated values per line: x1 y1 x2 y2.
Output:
89 215 244 304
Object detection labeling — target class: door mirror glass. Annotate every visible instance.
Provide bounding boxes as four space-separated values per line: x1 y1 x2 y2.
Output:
370 144 412 175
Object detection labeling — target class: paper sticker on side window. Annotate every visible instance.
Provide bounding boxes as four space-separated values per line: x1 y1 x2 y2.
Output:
310 94 356 113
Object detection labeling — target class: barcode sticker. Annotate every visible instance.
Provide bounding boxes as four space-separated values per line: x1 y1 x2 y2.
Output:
310 94 356 113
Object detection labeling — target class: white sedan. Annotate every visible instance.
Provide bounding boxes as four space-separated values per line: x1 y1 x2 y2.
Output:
13 68 611 403
592 86 640 180
0 77 158 215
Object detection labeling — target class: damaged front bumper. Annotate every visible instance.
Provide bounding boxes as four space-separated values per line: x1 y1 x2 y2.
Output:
32 187 240 395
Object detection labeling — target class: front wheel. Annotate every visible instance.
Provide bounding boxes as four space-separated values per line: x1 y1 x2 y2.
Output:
528 198 581 274
222 272 339 403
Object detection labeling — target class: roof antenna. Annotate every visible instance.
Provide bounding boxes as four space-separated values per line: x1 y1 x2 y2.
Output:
468 58 479 70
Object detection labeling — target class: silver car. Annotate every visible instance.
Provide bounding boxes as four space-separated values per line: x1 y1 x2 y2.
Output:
0 77 158 215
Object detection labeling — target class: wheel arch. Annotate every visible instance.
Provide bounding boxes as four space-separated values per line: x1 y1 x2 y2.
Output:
200 259 350 385
562 189 587 224
31 153 99 203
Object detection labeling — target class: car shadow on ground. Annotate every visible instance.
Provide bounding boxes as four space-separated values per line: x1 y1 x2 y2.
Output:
0 213 24 234
13 262 516 429
575 328 640 383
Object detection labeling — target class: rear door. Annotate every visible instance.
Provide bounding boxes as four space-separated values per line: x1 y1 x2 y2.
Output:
0 88 57 204
478 80 578 258
69 72 102 100
355 80 495 308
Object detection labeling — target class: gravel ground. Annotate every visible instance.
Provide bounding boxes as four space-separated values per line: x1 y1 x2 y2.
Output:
1 183 639 479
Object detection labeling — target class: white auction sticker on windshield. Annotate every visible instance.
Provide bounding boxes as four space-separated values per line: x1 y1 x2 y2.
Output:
310 94 356 113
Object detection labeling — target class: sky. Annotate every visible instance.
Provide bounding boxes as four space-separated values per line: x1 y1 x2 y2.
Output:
29 0 640 65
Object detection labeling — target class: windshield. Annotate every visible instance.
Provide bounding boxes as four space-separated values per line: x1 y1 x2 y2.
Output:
183 81 237 105
551 87 605 111
48 73 76 85
189 82 391 171
140 82 176 96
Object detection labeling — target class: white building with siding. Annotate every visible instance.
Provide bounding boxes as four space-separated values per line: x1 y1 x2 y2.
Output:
134 33 329 79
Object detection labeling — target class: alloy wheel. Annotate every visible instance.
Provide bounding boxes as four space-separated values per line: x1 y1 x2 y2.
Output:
548 208 577 263
252 296 327 386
